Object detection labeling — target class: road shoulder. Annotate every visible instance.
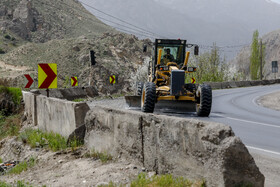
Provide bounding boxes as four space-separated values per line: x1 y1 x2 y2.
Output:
258 91 280 111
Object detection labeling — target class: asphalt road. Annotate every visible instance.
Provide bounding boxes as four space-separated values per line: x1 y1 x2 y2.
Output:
88 84 280 156
88 84 280 186
154 84 280 157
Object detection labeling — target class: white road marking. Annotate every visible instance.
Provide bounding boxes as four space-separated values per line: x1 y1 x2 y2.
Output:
212 113 280 129
246 146 280 156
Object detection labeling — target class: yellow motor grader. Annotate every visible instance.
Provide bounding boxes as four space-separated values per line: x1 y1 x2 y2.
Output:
126 39 212 117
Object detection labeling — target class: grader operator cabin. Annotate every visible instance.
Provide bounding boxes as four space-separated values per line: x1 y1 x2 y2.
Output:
126 39 212 117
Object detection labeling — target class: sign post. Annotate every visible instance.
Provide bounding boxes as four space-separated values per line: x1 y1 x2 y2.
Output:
272 61 278 79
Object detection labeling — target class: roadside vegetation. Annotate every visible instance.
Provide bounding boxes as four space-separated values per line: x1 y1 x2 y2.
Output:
188 44 230 83
85 148 113 164
250 30 266 80
0 180 34 187
7 157 36 175
0 86 22 107
0 112 22 140
73 98 86 102
19 129 84 152
98 173 206 187
0 80 22 140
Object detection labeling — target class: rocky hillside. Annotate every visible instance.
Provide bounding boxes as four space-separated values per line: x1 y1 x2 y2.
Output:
1 33 150 94
232 29 280 80
0 0 115 43
0 0 151 95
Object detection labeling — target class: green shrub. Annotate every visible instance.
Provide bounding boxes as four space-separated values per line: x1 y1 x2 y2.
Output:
7 87 22 106
73 98 86 102
0 48 5 54
130 173 204 187
0 113 21 140
0 86 22 106
7 157 36 175
101 173 205 187
19 129 72 151
85 148 113 163
4 34 11 40
0 180 33 187
69 136 83 152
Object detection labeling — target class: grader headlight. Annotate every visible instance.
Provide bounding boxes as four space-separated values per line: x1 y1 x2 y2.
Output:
188 67 197 72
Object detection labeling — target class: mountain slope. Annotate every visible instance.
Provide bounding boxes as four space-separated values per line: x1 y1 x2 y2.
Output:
81 0 280 48
0 0 115 43
0 0 150 95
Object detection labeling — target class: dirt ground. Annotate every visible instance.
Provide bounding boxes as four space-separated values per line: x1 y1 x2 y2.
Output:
258 91 280 111
0 136 279 187
0 137 146 187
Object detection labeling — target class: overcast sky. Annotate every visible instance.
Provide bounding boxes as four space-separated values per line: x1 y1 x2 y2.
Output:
271 0 280 3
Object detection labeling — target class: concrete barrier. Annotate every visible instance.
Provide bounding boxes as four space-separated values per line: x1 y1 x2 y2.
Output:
31 86 99 101
84 106 264 187
22 91 37 126
205 79 280 90
22 92 90 137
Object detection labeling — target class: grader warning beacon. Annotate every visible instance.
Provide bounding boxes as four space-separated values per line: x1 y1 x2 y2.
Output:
126 39 212 117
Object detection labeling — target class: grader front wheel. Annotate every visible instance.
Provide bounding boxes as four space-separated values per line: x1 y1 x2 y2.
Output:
141 82 156 113
196 84 212 117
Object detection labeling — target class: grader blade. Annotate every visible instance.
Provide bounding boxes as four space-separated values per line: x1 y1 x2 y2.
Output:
155 100 196 112
125 96 141 108
125 95 196 112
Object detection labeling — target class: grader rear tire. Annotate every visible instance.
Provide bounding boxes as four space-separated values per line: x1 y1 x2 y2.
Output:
141 82 156 113
196 84 212 117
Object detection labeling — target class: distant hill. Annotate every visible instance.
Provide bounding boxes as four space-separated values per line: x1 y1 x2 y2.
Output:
81 0 280 58
232 29 280 80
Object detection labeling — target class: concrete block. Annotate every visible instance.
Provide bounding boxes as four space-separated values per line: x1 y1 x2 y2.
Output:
84 106 264 187
234 81 244 87
267 79 276 84
32 89 64 99
250 81 262 86
36 95 90 137
84 86 99 97
204 82 222 89
60 87 87 100
84 108 143 164
228 81 237 88
221 82 230 89
22 91 37 126
241 81 251 87
261 80 270 85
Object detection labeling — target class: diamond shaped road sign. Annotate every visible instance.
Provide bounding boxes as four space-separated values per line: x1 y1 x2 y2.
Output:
38 63 57 89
